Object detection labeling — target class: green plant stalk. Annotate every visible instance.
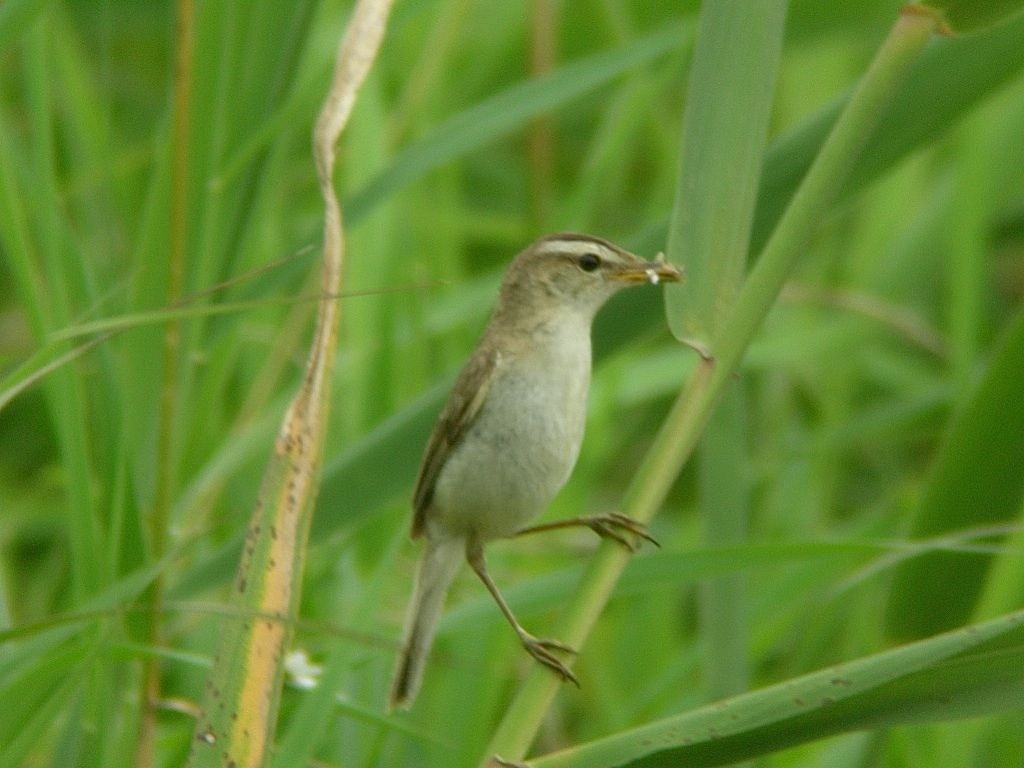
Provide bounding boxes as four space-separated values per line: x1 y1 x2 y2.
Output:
136 2 194 766
946 115 990 387
710 7 943 400
699 388 750 700
481 7 942 765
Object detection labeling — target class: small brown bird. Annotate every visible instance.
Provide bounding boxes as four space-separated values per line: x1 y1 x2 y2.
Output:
389 233 680 709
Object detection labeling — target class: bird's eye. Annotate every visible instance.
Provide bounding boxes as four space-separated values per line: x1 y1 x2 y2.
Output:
577 252 601 272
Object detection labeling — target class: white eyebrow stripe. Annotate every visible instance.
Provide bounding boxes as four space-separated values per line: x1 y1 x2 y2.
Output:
539 238 618 259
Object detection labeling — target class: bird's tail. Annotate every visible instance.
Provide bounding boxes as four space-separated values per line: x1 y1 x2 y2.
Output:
389 536 464 710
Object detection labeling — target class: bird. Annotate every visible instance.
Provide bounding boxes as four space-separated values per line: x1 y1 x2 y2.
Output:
388 232 681 709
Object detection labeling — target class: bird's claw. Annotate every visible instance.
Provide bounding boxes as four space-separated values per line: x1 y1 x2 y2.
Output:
520 633 579 686
585 513 659 551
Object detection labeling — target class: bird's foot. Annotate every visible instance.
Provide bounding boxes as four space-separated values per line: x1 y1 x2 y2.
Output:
519 632 578 686
583 513 659 551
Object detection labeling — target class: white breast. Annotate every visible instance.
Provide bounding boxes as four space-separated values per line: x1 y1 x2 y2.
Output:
430 317 592 541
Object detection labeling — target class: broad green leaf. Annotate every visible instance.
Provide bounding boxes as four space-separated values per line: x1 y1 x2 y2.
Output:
664 1 786 341
528 610 1024 768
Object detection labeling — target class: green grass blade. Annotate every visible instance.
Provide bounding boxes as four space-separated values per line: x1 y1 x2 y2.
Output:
664 2 786 341
529 610 1024 768
935 0 1024 31
345 22 689 223
659 1 786 710
886 303 1024 638
752 8 1024 254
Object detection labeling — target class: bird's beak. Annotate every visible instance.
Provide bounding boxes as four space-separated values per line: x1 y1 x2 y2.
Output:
611 253 683 286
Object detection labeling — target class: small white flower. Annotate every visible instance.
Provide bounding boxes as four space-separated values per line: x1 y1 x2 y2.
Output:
285 649 322 690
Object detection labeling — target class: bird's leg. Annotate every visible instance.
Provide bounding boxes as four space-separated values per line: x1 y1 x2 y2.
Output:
515 512 658 551
465 537 578 686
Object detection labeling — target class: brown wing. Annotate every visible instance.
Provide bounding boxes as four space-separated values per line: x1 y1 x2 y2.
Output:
410 346 499 538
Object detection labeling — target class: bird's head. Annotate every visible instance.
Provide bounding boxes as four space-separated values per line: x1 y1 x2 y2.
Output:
496 233 681 323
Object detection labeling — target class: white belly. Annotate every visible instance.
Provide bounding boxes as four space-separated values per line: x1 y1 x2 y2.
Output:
430 326 591 541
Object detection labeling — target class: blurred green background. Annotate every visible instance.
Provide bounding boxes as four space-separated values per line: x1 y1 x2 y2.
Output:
1 1 1023 766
